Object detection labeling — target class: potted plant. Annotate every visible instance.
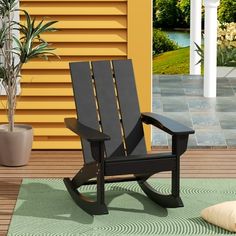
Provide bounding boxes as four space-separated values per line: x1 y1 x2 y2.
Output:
0 0 57 166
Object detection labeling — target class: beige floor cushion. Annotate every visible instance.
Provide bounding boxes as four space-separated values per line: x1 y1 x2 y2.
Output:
201 201 236 232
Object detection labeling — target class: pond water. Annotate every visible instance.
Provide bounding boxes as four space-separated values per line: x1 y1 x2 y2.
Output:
164 30 190 47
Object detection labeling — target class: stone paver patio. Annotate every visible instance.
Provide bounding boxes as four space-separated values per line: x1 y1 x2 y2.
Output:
152 74 236 148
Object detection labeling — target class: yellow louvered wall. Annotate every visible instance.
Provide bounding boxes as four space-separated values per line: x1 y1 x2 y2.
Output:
0 0 151 150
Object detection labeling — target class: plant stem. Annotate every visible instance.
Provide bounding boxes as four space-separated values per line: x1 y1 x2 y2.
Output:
7 10 14 131
7 95 14 131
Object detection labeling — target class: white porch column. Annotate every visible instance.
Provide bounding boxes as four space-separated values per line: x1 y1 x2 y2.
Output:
190 0 202 75
203 0 220 97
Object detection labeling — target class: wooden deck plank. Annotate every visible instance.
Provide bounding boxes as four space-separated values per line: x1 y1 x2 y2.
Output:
0 149 236 235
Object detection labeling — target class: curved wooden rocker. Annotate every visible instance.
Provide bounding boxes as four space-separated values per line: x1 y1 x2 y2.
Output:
64 59 194 215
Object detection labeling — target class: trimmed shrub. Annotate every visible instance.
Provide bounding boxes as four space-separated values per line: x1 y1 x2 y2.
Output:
153 29 179 55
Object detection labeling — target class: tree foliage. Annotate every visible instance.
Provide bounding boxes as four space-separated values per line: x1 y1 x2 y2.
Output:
153 0 236 29
218 0 236 23
177 0 190 27
153 0 158 27
155 0 178 28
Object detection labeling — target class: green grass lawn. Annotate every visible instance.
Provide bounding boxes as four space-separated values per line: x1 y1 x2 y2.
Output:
153 47 190 74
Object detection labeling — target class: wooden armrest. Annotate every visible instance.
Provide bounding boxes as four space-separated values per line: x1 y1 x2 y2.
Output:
141 112 195 136
64 118 110 142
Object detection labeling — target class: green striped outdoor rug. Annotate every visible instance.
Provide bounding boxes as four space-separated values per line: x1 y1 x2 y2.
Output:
8 179 236 236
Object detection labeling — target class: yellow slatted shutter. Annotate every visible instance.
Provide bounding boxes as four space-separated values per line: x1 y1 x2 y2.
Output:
0 0 151 150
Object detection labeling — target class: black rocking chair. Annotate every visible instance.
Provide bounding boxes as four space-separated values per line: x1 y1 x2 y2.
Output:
64 59 194 215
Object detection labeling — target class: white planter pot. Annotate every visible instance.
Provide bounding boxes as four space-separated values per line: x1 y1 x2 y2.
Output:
217 67 236 78
0 125 33 166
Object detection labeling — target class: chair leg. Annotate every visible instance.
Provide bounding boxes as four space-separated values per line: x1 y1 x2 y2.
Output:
138 180 183 208
63 162 108 215
171 164 181 199
138 158 183 208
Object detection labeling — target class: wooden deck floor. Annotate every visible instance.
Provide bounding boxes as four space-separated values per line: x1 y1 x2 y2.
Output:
1 149 236 235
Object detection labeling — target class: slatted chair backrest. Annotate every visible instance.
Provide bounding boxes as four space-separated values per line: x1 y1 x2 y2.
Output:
69 59 147 164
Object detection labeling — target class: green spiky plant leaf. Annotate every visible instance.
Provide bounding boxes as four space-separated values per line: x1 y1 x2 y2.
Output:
217 45 236 66
0 22 7 48
194 42 204 65
0 0 18 17
195 42 236 67
0 65 7 83
13 10 58 63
